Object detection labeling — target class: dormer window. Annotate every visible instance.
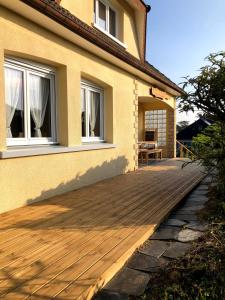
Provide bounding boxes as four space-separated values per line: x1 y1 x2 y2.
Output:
94 0 117 38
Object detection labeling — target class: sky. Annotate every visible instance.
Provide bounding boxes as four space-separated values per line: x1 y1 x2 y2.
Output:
145 0 225 124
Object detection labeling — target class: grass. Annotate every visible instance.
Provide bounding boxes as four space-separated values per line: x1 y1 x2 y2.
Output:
130 182 225 300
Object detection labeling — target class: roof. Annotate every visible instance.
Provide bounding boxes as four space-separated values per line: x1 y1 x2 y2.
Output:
177 118 214 140
20 0 183 94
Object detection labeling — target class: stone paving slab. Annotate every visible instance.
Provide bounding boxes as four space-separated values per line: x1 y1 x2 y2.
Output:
190 190 208 196
127 253 169 273
172 210 197 215
177 228 204 242
201 180 210 185
186 200 208 206
185 221 208 232
163 219 186 227
138 240 170 258
195 184 209 189
163 242 192 259
176 208 200 214
104 267 150 296
188 195 208 201
181 204 205 210
150 226 181 240
171 213 199 222
94 291 128 300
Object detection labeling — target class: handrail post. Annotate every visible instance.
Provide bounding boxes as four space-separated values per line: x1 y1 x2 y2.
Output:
180 145 183 158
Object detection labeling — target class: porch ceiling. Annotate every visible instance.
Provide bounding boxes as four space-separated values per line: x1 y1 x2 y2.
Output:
138 96 174 109
138 96 155 103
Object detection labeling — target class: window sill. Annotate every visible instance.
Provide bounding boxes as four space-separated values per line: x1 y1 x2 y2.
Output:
0 143 116 159
92 23 127 49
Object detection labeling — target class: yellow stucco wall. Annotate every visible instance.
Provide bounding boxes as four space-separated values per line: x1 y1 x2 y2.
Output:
60 0 140 58
0 7 176 213
60 0 94 26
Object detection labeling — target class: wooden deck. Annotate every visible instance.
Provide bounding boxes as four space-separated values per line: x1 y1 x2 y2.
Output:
0 159 204 300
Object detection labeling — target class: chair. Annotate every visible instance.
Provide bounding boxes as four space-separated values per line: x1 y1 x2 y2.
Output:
138 141 162 163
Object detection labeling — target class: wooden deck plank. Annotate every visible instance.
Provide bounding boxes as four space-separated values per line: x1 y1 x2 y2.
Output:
0 168 189 266
43 173 204 300
0 171 174 261
56 174 205 300
4 172 202 298
0 173 179 290
0 160 205 300
0 174 176 296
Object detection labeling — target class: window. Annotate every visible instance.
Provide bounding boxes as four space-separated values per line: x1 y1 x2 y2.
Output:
81 81 104 142
4 58 56 146
145 110 167 146
94 0 117 38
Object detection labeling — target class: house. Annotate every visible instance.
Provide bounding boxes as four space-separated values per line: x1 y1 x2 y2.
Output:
177 117 214 148
0 0 183 214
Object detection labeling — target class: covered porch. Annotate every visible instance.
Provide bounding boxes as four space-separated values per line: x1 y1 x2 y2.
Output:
0 160 204 300
138 95 176 159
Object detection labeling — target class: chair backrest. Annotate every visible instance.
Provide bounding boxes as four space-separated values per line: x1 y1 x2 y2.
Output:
138 141 156 150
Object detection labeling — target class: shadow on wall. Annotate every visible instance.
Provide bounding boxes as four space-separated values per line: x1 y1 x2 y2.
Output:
26 155 129 205
0 155 131 228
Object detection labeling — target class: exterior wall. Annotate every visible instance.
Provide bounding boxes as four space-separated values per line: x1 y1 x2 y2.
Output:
60 0 140 58
121 1 140 58
60 0 94 26
0 7 138 213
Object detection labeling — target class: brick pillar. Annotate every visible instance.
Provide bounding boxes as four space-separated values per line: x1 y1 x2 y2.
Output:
166 109 176 158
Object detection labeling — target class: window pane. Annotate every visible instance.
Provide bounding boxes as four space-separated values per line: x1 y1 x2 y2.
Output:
5 67 24 138
81 88 86 137
89 91 100 137
98 1 106 30
145 109 167 146
29 74 51 138
109 7 116 36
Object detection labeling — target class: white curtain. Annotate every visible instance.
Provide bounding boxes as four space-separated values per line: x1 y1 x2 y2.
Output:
81 88 85 114
5 67 23 138
29 74 50 137
89 91 100 137
81 88 86 137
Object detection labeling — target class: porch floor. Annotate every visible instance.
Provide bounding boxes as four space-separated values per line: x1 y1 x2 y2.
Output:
0 159 204 300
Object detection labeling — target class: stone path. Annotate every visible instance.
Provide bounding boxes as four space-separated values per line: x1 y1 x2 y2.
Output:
94 175 211 299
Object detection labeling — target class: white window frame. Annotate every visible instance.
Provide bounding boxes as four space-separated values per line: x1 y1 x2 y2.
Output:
94 0 118 38
81 80 104 143
4 57 57 146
